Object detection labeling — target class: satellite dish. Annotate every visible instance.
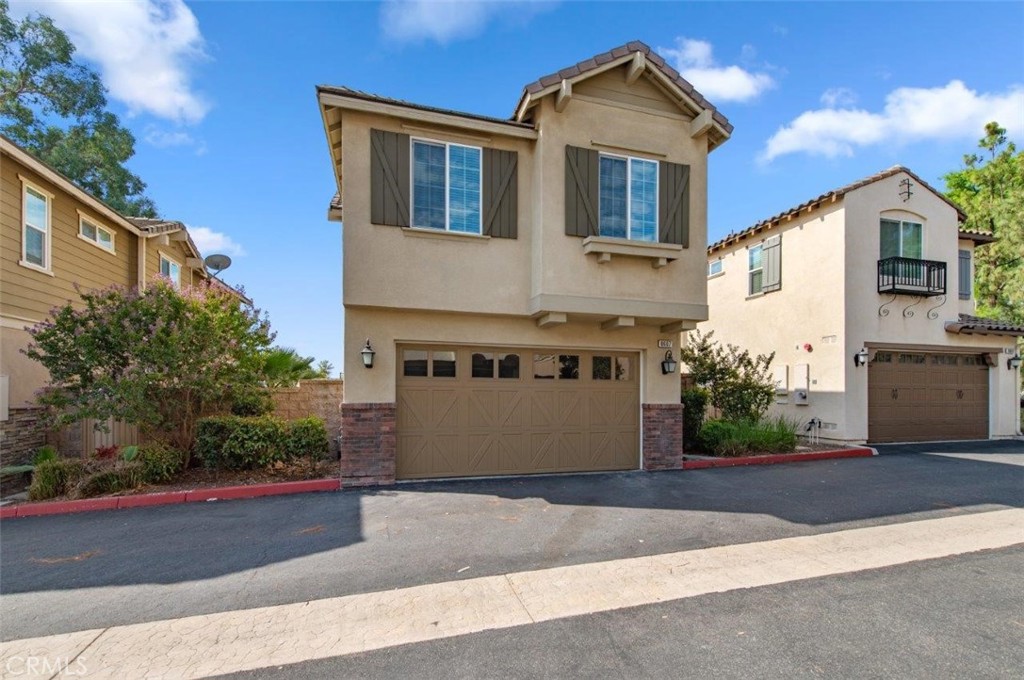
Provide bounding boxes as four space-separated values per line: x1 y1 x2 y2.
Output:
204 254 232 274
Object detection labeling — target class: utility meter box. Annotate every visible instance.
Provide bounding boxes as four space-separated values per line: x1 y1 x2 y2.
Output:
793 364 810 405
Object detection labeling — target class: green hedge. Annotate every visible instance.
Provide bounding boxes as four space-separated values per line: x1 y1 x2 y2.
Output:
697 417 798 457
681 387 710 451
196 415 328 470
137 442 185 483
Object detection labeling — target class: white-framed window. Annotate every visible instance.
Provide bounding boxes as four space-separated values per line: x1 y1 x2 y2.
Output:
20 178 52 273
748 244 763 295
160 254 182 288
880 218 923 259
78 213 115 253
708 259 723 277
411 138 482 234
598 153 658 242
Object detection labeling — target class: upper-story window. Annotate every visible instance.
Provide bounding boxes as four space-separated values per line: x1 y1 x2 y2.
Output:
748 244 763 294
79 215 115 253
160 254 182 289
880 218 923 259
411 139 482 234
21 181 51 273
708 259 723 277
598 154 658 242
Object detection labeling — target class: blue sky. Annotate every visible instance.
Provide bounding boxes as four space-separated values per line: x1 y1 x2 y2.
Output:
16 1 1024 374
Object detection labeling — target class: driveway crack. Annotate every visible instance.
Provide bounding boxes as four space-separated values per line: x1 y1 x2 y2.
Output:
504 574 536 624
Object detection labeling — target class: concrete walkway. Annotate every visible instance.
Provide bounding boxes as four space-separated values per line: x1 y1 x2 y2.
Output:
3 508 1021 679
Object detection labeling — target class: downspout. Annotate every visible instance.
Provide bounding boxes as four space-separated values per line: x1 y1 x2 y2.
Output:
137 233 147 290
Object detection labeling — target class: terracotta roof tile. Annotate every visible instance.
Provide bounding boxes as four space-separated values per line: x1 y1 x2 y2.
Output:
317 85 536 129
708 166 969 253
946 314 1024 336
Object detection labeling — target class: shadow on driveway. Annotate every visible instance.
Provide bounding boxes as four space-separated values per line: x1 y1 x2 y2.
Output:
1 442 1021 594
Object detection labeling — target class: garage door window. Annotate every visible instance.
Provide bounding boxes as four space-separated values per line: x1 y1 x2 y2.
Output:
498 353 520 378
616 356 633 381
593 356 612 380
472 352 494 378
433 351 457 377
898 353 925 365
559 355 580 379
403 350 429 377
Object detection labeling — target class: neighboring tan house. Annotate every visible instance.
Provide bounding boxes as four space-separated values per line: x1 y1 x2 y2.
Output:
317 41 733 485
0 135 245 463
698 166 1022 444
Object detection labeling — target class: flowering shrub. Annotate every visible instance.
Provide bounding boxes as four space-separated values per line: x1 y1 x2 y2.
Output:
25 280 274 464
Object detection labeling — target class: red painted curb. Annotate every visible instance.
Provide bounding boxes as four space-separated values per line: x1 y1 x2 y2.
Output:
184 479 340 502
116 492 187 509
16 497 119 517
2 479 340 519
683 448 875 470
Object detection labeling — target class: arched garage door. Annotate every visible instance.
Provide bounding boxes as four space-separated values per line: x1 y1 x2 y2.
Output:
396 346 640 479
868 350 989 443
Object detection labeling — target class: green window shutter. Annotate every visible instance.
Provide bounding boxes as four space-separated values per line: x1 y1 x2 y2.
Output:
482 148 518 239
370 129 410 227
564 145 599 237
658 162 690 247
762 234 782 292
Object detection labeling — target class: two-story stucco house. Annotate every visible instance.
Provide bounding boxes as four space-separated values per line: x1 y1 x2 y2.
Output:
699 166 1022 444
317 42 733 485
0 135 246 462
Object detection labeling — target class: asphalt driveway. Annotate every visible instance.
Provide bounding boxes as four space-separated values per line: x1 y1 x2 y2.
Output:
1 439 1022 641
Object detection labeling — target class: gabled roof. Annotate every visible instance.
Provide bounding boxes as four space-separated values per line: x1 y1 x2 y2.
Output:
125 216 205 267
945 314 1024 337
708 166 974 254
514 40 733 144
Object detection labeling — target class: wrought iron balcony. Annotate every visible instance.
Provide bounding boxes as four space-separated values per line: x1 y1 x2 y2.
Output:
878 257 946 297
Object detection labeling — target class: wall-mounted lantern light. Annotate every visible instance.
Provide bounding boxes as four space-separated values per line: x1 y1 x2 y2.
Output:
1009 354 1022 370
853 348 870 367
661 350 677 375
360 339 376 369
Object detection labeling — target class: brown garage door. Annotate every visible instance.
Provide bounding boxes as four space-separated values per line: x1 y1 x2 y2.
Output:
868 350 989 443
396 346 639 479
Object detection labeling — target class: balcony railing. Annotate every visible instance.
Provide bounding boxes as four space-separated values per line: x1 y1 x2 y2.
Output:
878 257 946 297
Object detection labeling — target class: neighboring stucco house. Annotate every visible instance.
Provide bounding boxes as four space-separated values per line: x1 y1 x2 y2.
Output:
317 41 733 485
698 166 1022 444
0 135 246 462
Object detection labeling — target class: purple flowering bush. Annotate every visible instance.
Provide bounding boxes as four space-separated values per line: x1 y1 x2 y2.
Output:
25 279 274 466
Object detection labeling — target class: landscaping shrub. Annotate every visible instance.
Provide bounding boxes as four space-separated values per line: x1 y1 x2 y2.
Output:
69 462 144 499
231 391 276 417
29 459 88 500
136 441 184 483
681 387 710 450
94 445 120 460
284 417 329 461
33 445 59 466
197 415 288 470
697 417 798 457
680 331 776 422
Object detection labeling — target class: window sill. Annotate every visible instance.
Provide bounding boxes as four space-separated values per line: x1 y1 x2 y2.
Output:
745 292 765 301
77 233 116 255
18 260 54 277
582 236 683 269
707 271 725 280
401 227 490 242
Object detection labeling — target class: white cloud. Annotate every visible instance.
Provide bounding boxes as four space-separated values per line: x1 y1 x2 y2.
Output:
820 87 857 108
380 0 555 44
16 0 209 123
188 227 245 258
658 37 775 103
143 126 207 155
761 80 1024 163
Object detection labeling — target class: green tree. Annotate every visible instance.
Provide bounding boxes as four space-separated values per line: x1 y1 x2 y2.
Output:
313 359 334 379
25 281 274 461
260 348 319 387
0 0 157 217
679 330 776 422
944 122 1024 324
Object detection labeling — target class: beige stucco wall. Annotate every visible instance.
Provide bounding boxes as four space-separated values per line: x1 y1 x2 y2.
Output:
697 202 849 435
345 308 681 404
842 173 1019 439
0 325 49 407
336 63 719 409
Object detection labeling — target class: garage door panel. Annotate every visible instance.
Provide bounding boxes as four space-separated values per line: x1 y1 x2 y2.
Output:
397 346 640 479
868 351 989 443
